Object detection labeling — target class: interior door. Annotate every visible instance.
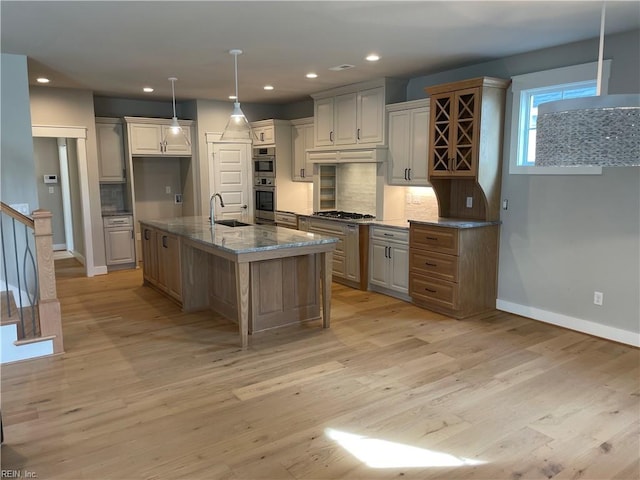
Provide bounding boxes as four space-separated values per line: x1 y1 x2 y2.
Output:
211 142 251 222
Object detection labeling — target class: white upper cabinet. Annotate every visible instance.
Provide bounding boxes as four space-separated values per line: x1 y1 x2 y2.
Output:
311 79 405 150
126 118 192 156
387 99 430 186
291 117 314 182
96 118 126 182
252 124 276 146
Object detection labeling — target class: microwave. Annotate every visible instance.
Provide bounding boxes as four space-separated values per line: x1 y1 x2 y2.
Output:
253 147 275 175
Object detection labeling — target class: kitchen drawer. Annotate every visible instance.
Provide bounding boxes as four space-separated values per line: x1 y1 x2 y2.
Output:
371 226 409 243
275 211 297 228
309 218 345 235
410 224 458 255
410 274 456 309
410 250 457 283
103 215 133 227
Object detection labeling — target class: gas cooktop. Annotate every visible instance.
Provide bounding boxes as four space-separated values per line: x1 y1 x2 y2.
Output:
313 210 375 220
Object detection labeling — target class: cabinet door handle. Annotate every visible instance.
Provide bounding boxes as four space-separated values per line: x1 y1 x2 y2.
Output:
131 230 134 239
425 288 437 293
404 168 408 180
301 168 304 178
388 247 391 260
329 131 334 142
384 246 388 258
144 229 150 240
241 205 248 210
357 128 360 140
425 262 437 267
408 168 412 181
162 235 168 248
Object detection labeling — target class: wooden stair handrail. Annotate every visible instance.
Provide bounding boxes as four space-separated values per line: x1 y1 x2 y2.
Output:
0 202 34 228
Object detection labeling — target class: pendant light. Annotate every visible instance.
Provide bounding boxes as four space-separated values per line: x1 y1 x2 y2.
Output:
535 2 639 167
221 49 252 141
165 76 191 146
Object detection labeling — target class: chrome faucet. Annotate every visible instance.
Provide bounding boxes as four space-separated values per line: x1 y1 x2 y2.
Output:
209 193 225 224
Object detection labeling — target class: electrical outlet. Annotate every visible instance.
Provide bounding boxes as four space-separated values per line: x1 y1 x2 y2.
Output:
466 196 473 208
165 186 171 194
593 291 604 306
48 186 55 194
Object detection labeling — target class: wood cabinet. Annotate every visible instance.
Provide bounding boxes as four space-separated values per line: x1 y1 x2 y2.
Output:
291 118 314 182
128 122 192 156
409 222 499 319
425 77 509 221
369 226 409 300
103 216 135 269
96 118 126 182
386 100 430 186
140 224 182 302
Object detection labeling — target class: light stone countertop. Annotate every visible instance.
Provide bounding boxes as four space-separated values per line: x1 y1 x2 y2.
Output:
140 216 338 255
409 217 501 228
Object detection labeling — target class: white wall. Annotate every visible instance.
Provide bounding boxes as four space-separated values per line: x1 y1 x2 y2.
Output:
407 29 640 340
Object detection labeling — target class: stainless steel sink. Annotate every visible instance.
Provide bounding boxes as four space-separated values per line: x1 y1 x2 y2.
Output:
215 219 252 227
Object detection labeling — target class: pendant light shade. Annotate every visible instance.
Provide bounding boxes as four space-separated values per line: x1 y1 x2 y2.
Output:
535 3 639 167
221 49 252 141
166 76 191 146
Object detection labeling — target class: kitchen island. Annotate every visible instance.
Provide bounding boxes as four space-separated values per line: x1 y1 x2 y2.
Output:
139 217 338 348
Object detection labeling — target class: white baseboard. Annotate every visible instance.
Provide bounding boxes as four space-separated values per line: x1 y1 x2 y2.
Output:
53 243 67 251
71 250 86 265
92 265 108 276
496 299 640 347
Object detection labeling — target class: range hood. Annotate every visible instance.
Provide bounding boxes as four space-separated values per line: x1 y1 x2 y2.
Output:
307 146 388 164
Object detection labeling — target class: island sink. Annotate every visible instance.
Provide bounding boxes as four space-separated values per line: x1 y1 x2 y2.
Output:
215 219 251 227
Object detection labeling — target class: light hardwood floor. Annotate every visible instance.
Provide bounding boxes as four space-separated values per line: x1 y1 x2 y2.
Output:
1 259 638 479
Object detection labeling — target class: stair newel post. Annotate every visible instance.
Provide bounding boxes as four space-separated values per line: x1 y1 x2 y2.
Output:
31 209 64 354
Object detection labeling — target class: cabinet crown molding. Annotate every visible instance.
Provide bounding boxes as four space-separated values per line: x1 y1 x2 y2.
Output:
123 116 194 126
386 98 429 112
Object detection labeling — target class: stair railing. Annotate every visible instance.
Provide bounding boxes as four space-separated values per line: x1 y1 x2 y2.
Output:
0 202 63 354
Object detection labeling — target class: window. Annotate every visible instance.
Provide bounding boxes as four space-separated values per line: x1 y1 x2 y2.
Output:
508 60 611 175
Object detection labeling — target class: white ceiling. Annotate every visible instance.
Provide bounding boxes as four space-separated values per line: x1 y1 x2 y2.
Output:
2 1 639 104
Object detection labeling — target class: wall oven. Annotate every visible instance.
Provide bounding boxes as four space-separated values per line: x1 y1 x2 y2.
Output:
254 176 275 224
253 147 275 177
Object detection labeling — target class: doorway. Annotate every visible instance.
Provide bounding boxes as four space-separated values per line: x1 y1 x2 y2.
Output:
32 125 97 277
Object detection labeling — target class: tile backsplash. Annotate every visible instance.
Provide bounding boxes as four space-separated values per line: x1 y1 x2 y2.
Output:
100 183 127 212
336 163 376 215
404 186 439 220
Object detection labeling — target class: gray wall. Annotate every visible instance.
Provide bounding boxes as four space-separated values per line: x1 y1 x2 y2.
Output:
408 29 640 335
33 138 65 246
1 54 37 210
29 86 106 269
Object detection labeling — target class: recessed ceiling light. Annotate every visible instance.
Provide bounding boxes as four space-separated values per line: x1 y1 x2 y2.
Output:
366 54 380 62
229 95 237 100
264 85 274 91
143 87 154 93
306 73 318 79
36 77 50 84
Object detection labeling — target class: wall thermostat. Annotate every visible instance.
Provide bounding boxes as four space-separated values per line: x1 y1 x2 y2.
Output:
43 174 58 184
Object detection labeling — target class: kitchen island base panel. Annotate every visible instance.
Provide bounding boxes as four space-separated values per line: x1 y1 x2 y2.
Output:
181 241 324 338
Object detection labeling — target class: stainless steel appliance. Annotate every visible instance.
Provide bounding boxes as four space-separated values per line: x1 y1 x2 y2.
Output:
253 147 275 176
254 176 275 224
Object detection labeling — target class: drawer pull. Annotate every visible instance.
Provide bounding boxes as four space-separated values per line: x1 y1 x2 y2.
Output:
426 236 438 241
425 262 437 267
425 288 437 293
383 233 394 237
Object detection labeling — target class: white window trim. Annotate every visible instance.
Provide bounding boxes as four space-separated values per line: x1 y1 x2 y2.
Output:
508 60 611 175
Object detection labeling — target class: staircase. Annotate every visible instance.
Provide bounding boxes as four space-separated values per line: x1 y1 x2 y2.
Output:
1 203 63 363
